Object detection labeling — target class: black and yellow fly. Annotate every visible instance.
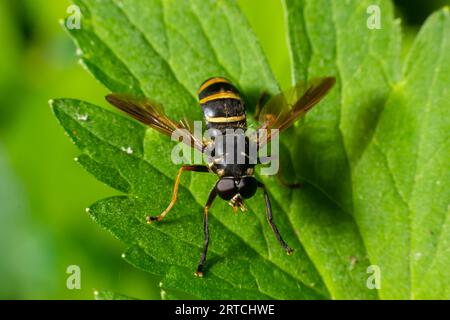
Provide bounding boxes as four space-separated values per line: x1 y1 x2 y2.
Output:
106 76 335 276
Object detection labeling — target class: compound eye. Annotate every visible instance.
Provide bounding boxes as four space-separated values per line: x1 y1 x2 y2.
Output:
216 178 237 200
237 177 258 199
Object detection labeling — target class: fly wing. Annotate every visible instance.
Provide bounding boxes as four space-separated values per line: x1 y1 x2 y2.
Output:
255 77 336 147
106 94 205 153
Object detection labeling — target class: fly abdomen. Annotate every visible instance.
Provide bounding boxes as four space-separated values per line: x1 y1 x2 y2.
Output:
197 77 247 130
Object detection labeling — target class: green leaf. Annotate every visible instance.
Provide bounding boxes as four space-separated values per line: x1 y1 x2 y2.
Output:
353 8 450 299
52 0 450 299
284 0 449 299
282 0 401 299
51 97 326 299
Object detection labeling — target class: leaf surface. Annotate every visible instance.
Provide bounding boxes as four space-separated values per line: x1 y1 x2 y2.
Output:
53 0 450 299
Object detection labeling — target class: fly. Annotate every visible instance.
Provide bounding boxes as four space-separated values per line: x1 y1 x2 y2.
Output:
106 76 336 277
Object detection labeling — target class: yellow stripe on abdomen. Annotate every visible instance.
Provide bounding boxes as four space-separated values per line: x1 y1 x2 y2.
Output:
199 92 242 104
205 114 246 123
197 77 231 95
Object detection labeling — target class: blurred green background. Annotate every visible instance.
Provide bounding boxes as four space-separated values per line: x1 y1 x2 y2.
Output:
0 0 447 299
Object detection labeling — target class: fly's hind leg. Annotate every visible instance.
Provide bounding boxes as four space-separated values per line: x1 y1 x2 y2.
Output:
276 167 302 189
258 156 302 189
147 165 209 223
194 187 218 277
258 182 293 255
254 91 268 120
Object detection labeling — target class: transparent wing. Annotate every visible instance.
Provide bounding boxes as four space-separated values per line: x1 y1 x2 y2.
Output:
256 77 336 147
106 94 205 153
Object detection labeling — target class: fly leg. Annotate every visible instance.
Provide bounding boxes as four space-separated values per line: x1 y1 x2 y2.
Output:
276 167 302 189
147 165 209 223
258 156 302 189
194 187 218 277
254 91 268 120
258 182 293 255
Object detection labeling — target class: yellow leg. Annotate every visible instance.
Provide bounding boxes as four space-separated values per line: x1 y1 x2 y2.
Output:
147 165 208 223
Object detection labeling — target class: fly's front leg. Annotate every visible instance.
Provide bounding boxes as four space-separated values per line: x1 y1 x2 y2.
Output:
258 182 293 255
194 187 217 277
147 165 209 223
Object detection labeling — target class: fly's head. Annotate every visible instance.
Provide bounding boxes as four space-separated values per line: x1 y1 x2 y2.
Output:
216 176 258 213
